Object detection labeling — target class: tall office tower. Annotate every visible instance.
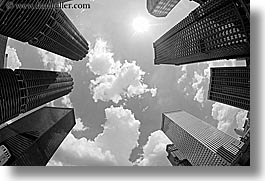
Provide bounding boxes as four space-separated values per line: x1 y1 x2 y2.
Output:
166 144 192 166
0 106 75 166
0 0 89 61
190 0 208 5
162 110 246 166
154 0 250 66
208 67 250 111
0 69 22 125
0 34 7 68
0 69 74 124
147 0 181 17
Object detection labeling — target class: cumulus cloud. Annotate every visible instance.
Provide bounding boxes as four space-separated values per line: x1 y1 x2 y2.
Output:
192 71 208 105
61 95 73 108
48 106 140 166
73 118 89 132
38 49 72 73
87 39 115 75
135 130 172 166
211 103 248 138
6 46 22 70
87 39 157 103
177 59 239 106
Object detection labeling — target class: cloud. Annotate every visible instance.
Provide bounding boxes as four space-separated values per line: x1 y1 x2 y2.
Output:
73 118 89 132
177 59 241 106
6 46 22 70
211 103 248 138
48 106 141 166
193 87 206 104
48 133 116 166
88 39 157 103
236 110 248 130
135 130 172 166
38 49 73 73
87 39 115 75
61 95 73 108
192 71 208 105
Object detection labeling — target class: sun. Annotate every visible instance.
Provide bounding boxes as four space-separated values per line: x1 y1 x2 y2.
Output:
132 17 150 33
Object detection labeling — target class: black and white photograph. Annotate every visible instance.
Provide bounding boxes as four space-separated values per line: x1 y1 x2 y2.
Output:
0 0 255 172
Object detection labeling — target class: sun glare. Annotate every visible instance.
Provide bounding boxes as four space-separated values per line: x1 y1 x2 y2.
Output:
132 17 150 33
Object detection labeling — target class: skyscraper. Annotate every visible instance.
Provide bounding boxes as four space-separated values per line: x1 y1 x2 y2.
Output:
0 0 89 61
162 110 246 166
0 106 75 166
147 0 181 17
154 0 250 66
0 34 7 68
166 144 192 166
0 69 21 124
208 66 250 110
190 0 208 5
0 69 74 124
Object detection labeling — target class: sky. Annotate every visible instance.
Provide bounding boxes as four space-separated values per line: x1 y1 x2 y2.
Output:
6 0 248 166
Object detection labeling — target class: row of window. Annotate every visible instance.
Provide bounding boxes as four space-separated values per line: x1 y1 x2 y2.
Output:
209 92 250 110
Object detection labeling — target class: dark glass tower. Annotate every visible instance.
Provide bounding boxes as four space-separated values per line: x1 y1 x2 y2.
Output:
147 0 181 17
0 0 89 61
154 0 250 65
0 106 75 166
208 67 250 110
0 34 7 68
162 110 246 166
0 69 74 124
166 144 192 166
190 0 208 5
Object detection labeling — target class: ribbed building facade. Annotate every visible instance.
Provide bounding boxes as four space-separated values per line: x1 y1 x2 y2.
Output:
166 144 192 166
0 107 75 166
147 0 181 17
0 0 88 61
162 111 245 166
0 69 74 124
208 67 250 110
154 0 250 65
0 69 21 125
0 34 7 68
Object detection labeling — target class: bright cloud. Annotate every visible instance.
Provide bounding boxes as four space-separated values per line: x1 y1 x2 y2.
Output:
48 106 141 166
73 118 89 132
135 130 172 166
6 46 22 70
211 103 248 138
38 49 73 73
88 39 157 103
61 95 73 108
177 59 240 106
87 39 115 75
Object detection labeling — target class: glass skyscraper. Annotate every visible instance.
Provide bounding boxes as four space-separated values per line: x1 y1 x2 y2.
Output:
0 106 75 166
147 0 181 17
153 0 250 66
208 66 250 110
162 110 246 166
